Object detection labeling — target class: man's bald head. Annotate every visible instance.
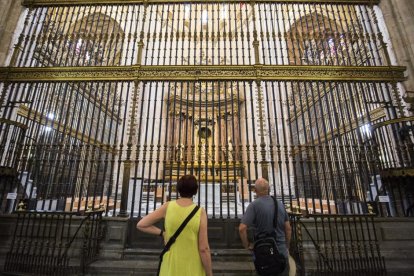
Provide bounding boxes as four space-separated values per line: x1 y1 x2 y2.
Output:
255 178 269 196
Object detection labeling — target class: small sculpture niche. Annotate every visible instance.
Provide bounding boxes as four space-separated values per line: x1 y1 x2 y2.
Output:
175 143 184 162
222 136 234 162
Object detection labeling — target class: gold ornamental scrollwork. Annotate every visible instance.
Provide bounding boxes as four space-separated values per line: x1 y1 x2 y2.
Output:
138 66 257 81
371 116 414 131
22 0 380 8
380 168 414 179
0 66 136 82
258 65 406 81
0 65 406 82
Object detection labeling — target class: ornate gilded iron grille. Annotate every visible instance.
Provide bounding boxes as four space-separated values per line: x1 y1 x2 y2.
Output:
371 117 414 217
4 210 104 275
11 5 144 67
128 80 261 218
10 2 391 68
256 3 389 66
301 214 386 274
0 81 130 214
0 0 411 274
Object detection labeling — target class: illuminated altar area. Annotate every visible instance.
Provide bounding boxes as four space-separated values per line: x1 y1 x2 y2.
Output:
128 81 250 216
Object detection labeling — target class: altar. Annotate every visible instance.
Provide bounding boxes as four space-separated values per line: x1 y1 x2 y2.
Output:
197 182 222 215
128 176 249 217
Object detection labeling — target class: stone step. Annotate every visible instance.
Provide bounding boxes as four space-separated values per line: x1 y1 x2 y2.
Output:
122 248 253 262
86 248 256 275
87 259 256 276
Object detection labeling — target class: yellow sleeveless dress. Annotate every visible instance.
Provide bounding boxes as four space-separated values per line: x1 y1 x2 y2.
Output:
159 201 205 276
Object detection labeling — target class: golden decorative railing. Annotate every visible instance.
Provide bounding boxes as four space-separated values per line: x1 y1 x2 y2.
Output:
0 65 406 82
0 0 410 221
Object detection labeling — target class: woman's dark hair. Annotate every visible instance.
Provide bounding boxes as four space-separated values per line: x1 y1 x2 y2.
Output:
177 175 198 198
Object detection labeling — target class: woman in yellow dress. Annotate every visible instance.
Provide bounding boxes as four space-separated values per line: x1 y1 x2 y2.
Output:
137 175 213 276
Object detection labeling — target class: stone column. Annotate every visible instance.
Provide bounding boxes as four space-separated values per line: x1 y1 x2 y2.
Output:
380 0 414 113
0 0 23 66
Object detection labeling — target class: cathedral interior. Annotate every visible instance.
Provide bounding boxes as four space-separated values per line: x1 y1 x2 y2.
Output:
0 0 413 274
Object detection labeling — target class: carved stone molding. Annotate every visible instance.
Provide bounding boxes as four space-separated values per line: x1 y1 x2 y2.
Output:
0 65 406 82
22 0 380 8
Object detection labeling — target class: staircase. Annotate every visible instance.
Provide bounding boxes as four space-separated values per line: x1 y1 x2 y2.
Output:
87 248 256 275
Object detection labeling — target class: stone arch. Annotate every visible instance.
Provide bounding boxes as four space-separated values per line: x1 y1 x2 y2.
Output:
286 12 348 65
66 12 125 66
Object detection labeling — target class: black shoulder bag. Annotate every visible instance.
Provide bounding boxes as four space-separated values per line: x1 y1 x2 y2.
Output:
157 205 200 276
253 196 287 275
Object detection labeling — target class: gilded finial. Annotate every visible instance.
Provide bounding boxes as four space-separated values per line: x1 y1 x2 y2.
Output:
284 202 290 212
367 203 374 214
17 200 26 212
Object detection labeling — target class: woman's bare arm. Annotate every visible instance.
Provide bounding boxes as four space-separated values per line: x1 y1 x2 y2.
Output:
136 202 169 236
198 208 213 276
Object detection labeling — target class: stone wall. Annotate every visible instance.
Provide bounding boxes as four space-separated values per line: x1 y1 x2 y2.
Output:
375 218 414 274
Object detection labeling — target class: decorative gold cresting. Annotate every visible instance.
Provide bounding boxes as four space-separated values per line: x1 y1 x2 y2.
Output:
0 65 405 82
22 0 381 7
371 116 414 130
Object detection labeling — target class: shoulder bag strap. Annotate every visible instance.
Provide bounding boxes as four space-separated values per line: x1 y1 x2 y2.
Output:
157 205 200 275
271 196 279 229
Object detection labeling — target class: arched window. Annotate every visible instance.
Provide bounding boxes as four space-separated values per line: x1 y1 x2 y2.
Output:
286 12 350 66
65 13 125 66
